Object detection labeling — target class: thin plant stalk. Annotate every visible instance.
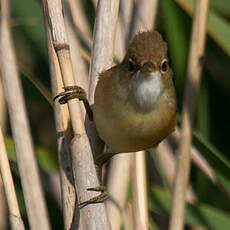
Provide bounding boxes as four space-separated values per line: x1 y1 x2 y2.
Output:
67 0 91 40
46 5 91 227
0 128 25 230
0 77 7 230
0 177 8 230
171 129 230 200
169 1 210 230
0 1 51 229
106 153 133 230
171 129 217 184
0 78 7 133
115 19 126 61
45 30 76 229
66 0 92 55
127 0 159 44
154 143 197 203
120 0 133 43
123 202 134 230
42 0 111 229
66 21 89 93
65 16 89 117
88 0 120 103
132 151 148 230
114 0 134 61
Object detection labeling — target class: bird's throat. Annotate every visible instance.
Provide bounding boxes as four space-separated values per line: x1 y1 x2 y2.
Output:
129 71 163 113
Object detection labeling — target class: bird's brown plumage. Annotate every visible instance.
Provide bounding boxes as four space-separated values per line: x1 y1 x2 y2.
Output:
124 31 168 68
93 31 177 154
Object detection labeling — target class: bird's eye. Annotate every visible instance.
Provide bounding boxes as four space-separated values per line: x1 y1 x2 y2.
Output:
160 59 168 73
128 58 136 72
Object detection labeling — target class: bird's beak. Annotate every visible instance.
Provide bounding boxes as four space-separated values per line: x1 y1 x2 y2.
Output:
140 62 155 73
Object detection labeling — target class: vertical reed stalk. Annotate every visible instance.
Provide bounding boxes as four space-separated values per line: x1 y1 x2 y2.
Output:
88 0 120 103
169 1 210 229
0 128 25 230
106 153 133 230
42 0 111 228
45 22 76 230
0 0 51 229
0 77 7 230
132 151 149 230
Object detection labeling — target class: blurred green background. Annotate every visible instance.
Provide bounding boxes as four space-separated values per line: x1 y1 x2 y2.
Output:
2 0 230 229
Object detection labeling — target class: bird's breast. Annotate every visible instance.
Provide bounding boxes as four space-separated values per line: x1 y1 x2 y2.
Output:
129 71 163 113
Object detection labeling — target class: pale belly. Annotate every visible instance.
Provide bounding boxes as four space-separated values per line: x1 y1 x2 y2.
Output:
93 102 176 153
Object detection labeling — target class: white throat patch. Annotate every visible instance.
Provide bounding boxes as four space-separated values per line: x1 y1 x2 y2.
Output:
129 71 163 112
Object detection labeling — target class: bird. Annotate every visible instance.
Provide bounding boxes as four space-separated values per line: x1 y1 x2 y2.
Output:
93 31 177 157
54 31 177 206
55 31 177 159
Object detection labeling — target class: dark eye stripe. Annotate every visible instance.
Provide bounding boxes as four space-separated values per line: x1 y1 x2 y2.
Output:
128 58 136 72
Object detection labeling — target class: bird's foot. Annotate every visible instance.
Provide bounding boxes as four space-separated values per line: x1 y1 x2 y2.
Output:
53 85 87 104
79 186 108 208
54 85 93 120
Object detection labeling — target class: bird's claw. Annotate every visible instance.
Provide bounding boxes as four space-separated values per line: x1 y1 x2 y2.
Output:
53 85 87 104
79 186 108 208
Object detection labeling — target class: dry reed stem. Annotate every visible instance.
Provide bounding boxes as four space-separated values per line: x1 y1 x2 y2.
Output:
0 77 7 230
128 0 159 43
114 0 133 60
66 20 89 93
157 134 230 204
132 151 148 230
44 20 76 228
88 0 120 104
65 14 89 118
70 135 111 230
0 129 20 217
155 143 197 203
66 0 92 54
42 0 110 229
43 0 85 135
0 128 25 230
171 129 230 201
106 153 133 230
120 0 133 36
0 178 8 230
114 20 126 61
67 0 91 40
0 78 7 133
123 202 134 230
169 1 210 230
9 216 25 230
0 1 51 229
172 129 217 184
